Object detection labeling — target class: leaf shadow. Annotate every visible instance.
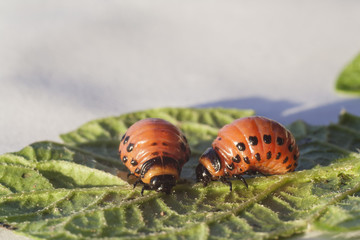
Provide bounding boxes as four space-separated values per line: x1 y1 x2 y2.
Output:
194 96 360 125
284 98 360 125
194 97 301 124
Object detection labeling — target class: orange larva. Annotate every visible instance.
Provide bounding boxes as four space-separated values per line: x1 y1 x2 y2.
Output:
119 118 190 195
196 116 299 190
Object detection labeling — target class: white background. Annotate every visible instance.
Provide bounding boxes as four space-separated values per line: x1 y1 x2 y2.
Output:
1 1 360 239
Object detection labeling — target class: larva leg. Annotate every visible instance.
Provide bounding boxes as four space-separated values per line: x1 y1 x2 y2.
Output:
233 174 249 188
220 177 232 191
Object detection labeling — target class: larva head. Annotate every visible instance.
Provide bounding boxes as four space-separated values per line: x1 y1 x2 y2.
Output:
140 157 180 194
149 175 176 194
196 148 222 186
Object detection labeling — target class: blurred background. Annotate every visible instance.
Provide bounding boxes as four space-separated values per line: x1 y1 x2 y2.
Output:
1 0 360 155
1 1 360 239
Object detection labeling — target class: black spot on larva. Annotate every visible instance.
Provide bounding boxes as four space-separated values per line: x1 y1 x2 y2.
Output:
182 135 188 143
240 168 243 172
218 137 222 141
226 162 235 170
267 151 272 159
162 142 168 146
287 168 292 173
276 152 281 159
294 162 298 167
243 156 250 164
122 156 128 163
263 135 272 144
255 153 261 161
127 143 134 152
232 154 241 163
124 136 130 144
225 172 230 176
277 137 284 145
151 152 159 156
237 142 246 151
130 159 138 166
180 142 186 152
151 142 157 146
283 157 289 164
135 168 140 174
286 164 292 169
288 144 294 152
249 136 258 146
294 154 298 160
120 134 125 142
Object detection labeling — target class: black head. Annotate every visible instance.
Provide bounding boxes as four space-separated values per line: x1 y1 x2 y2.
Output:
196 147 221 186
149 175 176 194
196 163 212 186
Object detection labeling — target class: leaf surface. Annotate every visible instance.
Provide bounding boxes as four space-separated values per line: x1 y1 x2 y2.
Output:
1 107 360 239
336 53 360 95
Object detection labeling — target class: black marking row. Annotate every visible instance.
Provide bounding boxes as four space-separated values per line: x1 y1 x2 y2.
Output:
225 151 299 171
228 152 297 164
234 135 295 154
119 133 189 172
235 135 288 151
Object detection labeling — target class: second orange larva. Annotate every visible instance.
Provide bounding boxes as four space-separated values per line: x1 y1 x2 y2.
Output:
196 116 300 190
119 118 191 195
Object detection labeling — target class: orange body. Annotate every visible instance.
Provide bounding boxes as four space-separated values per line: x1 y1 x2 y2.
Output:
119 118 190 184
199 116 299 178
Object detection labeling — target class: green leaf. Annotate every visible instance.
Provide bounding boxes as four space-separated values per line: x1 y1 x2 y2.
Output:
0 142 128 194
336 52 360 95
2 107 360 239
